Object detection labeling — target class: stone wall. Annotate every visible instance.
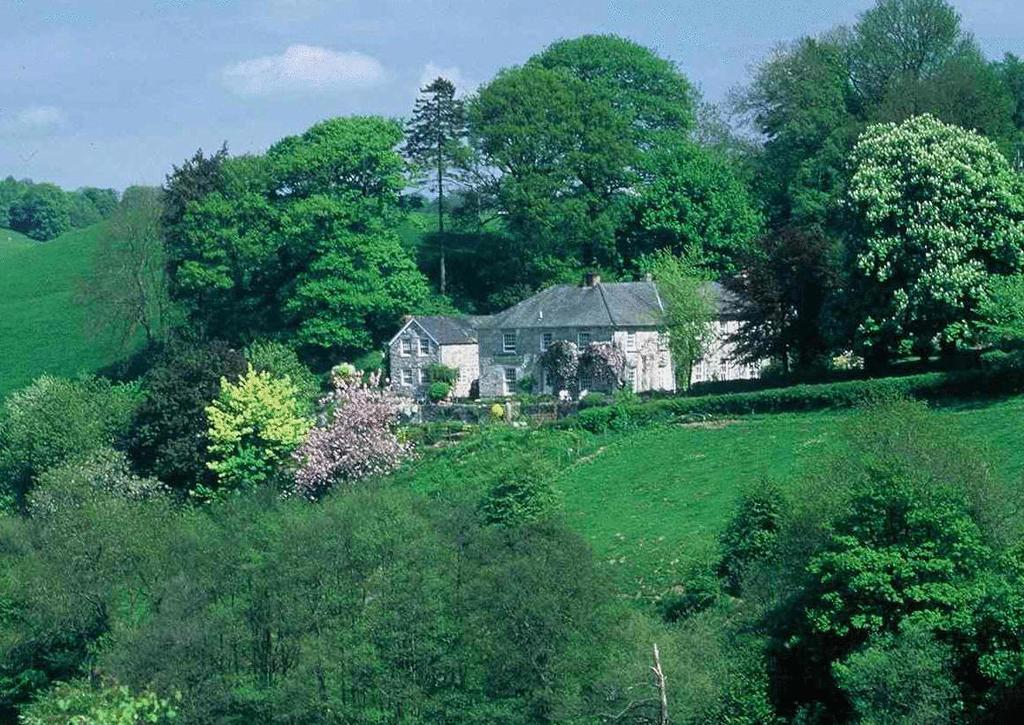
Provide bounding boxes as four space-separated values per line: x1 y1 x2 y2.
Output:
389 323 441 398
439 343 480 398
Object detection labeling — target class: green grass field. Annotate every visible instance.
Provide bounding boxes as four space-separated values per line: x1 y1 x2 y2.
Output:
0 223 127 399
396 396 1024 601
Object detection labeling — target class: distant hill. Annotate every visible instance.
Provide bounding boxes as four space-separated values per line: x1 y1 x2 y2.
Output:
0 223 132 399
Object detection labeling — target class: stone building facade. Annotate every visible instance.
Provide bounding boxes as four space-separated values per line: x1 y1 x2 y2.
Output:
388 276 764 400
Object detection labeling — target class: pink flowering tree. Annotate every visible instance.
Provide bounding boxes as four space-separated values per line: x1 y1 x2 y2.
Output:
292 370 412 499
580 341 627 390
539 340 580 396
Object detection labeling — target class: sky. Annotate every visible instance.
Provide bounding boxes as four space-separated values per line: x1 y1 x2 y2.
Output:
2 0 1021 190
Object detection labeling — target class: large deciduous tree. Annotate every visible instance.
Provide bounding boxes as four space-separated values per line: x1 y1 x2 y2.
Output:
403 77 467 295
8 183 71 240
845 114 1024 362
163 118 434 363
78 186 176 351
646 250 716 388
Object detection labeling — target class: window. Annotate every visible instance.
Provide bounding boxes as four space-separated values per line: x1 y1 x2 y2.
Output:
626 367 636 389
577 330 591 346
579 372 593 390
401 337 413 356
626 331 637 351
503 367 517 393
502 331 517 354
541 332 553 350
419 337 431 355
401 368 413 385
418 368 426 384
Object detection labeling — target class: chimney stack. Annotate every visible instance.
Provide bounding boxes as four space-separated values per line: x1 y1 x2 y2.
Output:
583 272 601 287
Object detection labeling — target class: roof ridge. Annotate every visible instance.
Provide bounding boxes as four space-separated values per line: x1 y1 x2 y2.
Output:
596 283 616 326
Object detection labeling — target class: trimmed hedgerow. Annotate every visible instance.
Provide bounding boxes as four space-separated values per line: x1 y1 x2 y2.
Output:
571 361 1024 432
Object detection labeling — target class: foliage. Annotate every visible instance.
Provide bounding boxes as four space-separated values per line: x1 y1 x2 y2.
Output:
489 403 505 420
480 468 559 527
573 354 1024 432
717 480 783 593
128 337 246 491
846 114 1024 357
832 627 962 724
425 363 458 385
428 381 450 402
292 371 411 499
8 184 71 241
30 448 166 515
20 679 178 724
244 339 322 412
725 227 837 373
579 341 627 390
204 365 311 496
645 249 715 388
163 119 433 362
978 274 1024 347
77 186 177 351
625 143 763 276
539 340 580 396
0 375 141 506
403 76 468 294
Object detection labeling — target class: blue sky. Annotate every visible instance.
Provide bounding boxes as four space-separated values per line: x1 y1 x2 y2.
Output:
2 0 1020 189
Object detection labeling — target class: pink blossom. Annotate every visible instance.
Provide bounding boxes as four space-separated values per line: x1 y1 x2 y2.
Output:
292 370 413 499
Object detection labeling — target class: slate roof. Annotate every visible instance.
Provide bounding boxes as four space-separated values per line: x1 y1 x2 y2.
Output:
400 315 481 345
487 281 665 329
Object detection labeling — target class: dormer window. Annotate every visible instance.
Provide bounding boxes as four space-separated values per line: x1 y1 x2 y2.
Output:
502 331 517 354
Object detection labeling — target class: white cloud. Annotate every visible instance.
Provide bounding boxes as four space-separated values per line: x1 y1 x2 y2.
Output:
17 105 64 127
417 63 475 96
221 45 386 97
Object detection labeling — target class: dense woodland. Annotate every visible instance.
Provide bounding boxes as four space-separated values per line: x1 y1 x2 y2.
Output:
4 0 1024 722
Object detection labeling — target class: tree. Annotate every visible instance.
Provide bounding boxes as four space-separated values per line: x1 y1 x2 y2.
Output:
845 114 1024 361
848 0 965 106
579 341 627 390
528 34 697 149
292 370 411 499
725 227 837 373
646 251 716 388
404 77 467 295
8 183 71 240
204 365 311 497
625 143 763 276
78 186 177 351
163 118 434 361
0 375 141 508
244 339 322 412
128 337 246 491
469 64 636 274
978 274 1024 347
20 679 178 725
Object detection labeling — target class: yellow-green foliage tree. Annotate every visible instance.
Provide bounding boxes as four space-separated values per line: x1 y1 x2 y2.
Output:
204 365 310 497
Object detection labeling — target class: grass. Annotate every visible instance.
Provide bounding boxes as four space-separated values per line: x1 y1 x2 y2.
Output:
395 396 1024 601
0 223 129 399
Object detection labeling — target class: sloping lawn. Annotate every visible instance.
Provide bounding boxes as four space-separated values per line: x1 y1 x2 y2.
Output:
0 223 128 399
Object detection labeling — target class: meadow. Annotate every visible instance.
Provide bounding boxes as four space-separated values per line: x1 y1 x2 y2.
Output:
396 395 1024 601
0 223 127 398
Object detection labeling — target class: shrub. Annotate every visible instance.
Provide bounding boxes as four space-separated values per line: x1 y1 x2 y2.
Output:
245 339 322 412
426 363 458 385
489 403 505 420
0 375 142 505
428 381 451 402
660 570 721 622
579 392 610 410
480 468 558 526
20 679 179 724
573 359 1024 432
717 480 783 594
204 365 311 497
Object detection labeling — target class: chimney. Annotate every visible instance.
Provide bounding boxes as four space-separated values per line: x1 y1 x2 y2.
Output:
583 272 601 287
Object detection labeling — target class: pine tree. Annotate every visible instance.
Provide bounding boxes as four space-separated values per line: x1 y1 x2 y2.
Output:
403 77 467 295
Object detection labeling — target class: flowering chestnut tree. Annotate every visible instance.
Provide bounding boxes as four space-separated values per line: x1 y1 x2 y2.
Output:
539 340 579 396
292 370 412 499
580 341 627 389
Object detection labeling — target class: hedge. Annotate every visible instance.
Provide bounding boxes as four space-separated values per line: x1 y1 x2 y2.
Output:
571 360 1024 433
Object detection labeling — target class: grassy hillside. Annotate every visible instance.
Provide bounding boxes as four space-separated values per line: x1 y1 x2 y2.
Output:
0 223 127 399
395 396 1024 601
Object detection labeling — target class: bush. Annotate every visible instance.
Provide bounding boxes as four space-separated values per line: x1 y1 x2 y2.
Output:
20 679 179 724
717 480 783 594
480 468 558 526
578 392 610 410
245 339 322 412
428 381 451 402
8 183 71 240
573 358 1024 432
0 375 142 505
426 363 458 385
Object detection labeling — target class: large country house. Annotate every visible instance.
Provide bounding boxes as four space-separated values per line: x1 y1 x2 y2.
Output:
388 274 763 399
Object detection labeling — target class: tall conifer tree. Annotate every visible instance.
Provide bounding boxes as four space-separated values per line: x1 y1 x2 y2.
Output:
404 77 466 295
